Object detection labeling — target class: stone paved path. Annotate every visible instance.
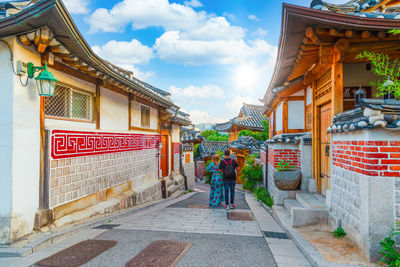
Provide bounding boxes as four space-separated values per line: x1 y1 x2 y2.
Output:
1 184 311 267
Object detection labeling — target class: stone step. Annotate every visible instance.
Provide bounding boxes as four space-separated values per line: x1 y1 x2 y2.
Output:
167 184 182 197
296 193 326 209
283 199 303 215
313 194 326 205
166 179 175 188
291 208 328 228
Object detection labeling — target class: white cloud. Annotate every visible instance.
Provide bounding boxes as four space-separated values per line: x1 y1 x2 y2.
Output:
92 39 154 65
87 0 208 33
63 0 90 14
155 33 275 65
248 14 259 21
184 0 203 7
169 85 224 99
252 27 267 37
92 39 155 81
188 110 226 124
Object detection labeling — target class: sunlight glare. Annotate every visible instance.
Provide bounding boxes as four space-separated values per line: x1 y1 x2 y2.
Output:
234 64 258 89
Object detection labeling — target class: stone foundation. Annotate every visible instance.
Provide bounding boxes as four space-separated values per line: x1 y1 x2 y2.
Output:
49 149 159 208
330 129 400 261
183 163 195 189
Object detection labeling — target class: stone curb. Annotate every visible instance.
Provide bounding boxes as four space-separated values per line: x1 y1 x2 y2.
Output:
262 204 373 267
0 190 193 258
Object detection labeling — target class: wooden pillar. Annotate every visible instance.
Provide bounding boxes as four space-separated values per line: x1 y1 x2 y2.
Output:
128 94 132 130
311 76 318 188
331 48 343 116
95 79 101 130
283 98 288 133
39 96 46 209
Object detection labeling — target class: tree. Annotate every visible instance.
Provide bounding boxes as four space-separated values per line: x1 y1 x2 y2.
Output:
238 119 269 141
356 29 400 99
200 130 229 142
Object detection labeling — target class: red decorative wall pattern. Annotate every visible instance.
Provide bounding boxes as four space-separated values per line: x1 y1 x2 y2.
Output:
332 141 400 177
51 130 161 159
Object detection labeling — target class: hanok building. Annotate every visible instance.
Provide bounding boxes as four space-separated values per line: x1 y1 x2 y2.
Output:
214 103 267 142
0 0 190 244
262 0 400 261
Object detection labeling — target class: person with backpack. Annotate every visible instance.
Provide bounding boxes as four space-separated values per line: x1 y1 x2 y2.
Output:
219 150 239 210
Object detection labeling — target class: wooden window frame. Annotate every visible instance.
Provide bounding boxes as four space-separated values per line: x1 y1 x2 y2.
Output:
140 105 151 128
44 83 95 123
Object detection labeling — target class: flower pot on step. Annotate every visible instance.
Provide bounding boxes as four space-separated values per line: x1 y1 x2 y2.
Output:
273 170 301 190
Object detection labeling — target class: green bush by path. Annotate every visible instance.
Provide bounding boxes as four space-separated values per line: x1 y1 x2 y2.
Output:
240 155 263 191
253 186 273 207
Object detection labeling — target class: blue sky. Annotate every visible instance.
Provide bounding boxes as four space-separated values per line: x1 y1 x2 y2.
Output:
63 0 346 124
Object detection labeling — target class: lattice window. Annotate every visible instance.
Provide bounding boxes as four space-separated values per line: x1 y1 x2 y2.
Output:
141 106 150 128
45 84 94 121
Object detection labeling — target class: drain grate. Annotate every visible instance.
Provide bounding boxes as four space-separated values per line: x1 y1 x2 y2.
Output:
93 224 120 229
263 231 289 239
227 211 254 221
35 239 117 267
126 240 191 267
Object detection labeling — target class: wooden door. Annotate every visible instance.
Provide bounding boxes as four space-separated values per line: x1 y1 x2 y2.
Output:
161 135 169 177
319 102 331 196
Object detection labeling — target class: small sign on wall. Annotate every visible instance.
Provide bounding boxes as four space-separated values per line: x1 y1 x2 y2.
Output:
185 154 190 163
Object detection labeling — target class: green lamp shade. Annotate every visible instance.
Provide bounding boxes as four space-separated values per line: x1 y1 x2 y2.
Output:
35 62 58 96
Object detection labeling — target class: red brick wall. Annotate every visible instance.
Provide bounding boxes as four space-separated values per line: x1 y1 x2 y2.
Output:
260 149 267 166
332 141 400 177
268 147 301 169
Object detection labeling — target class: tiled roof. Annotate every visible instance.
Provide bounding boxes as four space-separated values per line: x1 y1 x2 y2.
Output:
230 136 263 155
328 98 400 133
0 0 33 19
214 103 267 132
311 0 400 19
181 129 203 143
198 141 229 158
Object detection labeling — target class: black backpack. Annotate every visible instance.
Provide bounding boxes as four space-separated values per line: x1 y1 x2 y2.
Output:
222 159 235 179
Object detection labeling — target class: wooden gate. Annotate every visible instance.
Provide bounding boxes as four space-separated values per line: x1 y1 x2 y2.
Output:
319 103 331 196
161 135 169 177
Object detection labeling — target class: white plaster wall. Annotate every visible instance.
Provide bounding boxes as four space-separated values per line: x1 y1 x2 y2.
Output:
275 103 283 132
100 88 129 131
130 101 158 130
0 38 14 243
288 100 305 129
343 63 380 97
306 87 312 105
10 39 41 240
291 89 304 96
171 124 180 143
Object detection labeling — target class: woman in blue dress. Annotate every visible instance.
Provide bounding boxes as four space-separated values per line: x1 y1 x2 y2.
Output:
206 154 224 207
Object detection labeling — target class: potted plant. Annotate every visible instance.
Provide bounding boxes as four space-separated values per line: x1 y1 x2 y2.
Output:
273 160 301 190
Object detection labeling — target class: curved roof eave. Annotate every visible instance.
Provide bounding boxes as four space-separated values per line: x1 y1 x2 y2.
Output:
0 0 178 109
264 3 400 107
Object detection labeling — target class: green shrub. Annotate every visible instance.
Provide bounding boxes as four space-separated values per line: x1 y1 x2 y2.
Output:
253 186 273 207
379 224 400 266
276 160 294 172
201 130 229 141
240 155 263 191
238 119 269 141
332 227 346 239
194 143 200 158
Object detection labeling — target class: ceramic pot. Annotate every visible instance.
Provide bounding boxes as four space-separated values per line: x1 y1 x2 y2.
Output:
273 170 301 190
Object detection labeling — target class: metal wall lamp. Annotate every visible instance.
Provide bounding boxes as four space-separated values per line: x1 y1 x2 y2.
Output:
27 61 58 96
